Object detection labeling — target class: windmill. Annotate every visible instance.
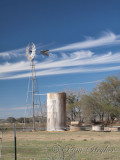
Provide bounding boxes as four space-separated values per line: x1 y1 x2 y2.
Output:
26 42 49 130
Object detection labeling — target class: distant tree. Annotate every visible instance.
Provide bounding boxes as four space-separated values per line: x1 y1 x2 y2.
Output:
24 117 32 123
7 117 16 123
75 75 120 124
93 76 120 122
66 89 86 121
35 101 47 125
17 117 24 123
80 94 100 123
66 91 77 121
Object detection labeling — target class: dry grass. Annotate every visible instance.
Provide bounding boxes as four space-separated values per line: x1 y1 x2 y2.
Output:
1 130 120 160
3 130 120 142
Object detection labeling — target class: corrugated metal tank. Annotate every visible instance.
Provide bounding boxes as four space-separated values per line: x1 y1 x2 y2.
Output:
47 92 66 131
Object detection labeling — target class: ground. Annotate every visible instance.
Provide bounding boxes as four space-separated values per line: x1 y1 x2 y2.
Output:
1 130 120 160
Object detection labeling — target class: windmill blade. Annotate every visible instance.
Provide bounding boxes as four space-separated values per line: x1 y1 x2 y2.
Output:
40 49 49 56
26 42 36 61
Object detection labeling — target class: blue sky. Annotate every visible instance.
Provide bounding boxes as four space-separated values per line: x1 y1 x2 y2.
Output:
0 0 120 118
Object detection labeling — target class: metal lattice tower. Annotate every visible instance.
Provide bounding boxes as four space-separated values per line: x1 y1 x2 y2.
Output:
25 59 41 130
25 42 49 130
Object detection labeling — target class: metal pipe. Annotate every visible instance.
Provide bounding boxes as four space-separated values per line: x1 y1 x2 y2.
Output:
32 60 35 131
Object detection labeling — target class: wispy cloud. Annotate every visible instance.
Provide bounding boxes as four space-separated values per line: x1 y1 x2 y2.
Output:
0 106 27 118
0 106 27 111
0 43 53 60
50 32 120 52
43 79 103 87
0 51 120 79
11 106 27 110
0 61 30 74
1 50 120 75
37 51 120 69
0 31 120 79
0 31 119 60
0 50 120 79
0 47 26 59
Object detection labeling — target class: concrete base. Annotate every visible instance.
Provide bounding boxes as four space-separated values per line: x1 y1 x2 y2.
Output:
104 126 120 132
92 125 104 131
70 125 85 131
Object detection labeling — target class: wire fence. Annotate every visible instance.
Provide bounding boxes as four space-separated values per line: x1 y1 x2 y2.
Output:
1 126 120 160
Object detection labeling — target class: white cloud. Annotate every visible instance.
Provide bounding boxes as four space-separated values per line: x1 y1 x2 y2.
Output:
1 64 120 80
1 50 120 76
50 32 120 52
35 65 120 76
11 106 28 110
0 50 120 79
0 31 119 60
0 61 30 74
35 51 120 70
0 47 26 59
1 32 120 79
0 43 52 60
0 106 29 119
43 79 103 87
0 106 27 111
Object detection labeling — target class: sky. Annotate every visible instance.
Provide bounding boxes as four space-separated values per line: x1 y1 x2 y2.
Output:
0 0 120 118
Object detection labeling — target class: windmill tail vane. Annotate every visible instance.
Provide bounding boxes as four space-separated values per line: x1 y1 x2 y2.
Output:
40 49 49 56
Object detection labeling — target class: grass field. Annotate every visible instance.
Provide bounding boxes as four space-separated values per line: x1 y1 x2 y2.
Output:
1 130 120 160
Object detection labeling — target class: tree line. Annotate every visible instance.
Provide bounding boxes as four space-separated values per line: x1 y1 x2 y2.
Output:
5 75 120 125
66 75 120 124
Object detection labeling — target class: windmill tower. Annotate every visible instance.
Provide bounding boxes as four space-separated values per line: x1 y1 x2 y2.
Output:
25 42 49 130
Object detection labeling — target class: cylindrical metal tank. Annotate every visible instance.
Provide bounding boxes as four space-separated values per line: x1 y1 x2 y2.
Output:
47 92 66 131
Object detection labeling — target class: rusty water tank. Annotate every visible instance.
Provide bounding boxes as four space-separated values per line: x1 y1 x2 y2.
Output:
47 92 66 131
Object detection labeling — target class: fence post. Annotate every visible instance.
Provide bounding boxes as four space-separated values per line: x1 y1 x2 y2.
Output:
14 124 17 160
0 131 2 159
